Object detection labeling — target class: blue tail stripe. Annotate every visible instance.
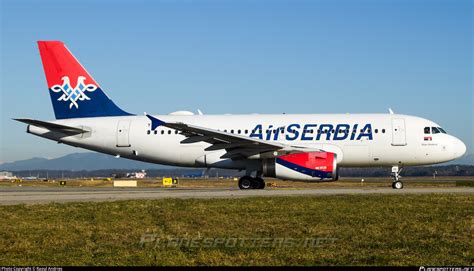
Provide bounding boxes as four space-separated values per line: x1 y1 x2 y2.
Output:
49 87 132 119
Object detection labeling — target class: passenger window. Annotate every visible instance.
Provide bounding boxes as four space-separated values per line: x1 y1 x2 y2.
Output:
432 127 440 134
424 127 431 134
375 129 378 133
382 129 385 133
147 130 150 135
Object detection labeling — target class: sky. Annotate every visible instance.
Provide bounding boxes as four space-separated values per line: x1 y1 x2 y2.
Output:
0 0 472 163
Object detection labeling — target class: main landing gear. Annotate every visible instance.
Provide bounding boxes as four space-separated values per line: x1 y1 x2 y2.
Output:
238 176 265 190
391 166 403 189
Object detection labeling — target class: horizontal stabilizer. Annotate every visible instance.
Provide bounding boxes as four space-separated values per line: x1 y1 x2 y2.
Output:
14 118 85 134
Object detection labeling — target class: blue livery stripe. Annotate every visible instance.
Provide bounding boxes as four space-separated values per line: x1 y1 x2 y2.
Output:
146 114 165 130
49 87 132 119
276 158 332 178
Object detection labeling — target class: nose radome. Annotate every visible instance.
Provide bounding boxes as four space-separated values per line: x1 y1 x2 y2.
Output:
452 137 467 159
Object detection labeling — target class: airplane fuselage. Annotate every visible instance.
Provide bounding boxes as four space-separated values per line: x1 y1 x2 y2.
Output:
27 113 465 171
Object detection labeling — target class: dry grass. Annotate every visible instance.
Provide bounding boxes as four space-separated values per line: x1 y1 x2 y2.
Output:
0 194 472 266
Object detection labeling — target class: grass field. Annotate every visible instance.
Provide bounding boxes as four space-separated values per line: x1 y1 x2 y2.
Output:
0 194 472 266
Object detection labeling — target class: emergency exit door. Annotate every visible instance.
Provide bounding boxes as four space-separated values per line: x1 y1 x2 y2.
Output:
391 118 407 146
116 120 131 147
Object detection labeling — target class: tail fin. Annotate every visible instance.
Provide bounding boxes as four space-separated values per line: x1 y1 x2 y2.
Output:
37 41 132 119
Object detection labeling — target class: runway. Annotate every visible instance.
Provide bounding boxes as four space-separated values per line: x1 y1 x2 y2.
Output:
0 186 473 205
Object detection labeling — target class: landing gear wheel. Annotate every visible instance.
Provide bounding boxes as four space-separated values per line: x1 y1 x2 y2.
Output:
238 176 253 190
250 178 259 189
393 181 403 189
253 177 265 189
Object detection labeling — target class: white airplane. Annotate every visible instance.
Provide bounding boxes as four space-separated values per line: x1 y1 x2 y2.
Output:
15 41 466 189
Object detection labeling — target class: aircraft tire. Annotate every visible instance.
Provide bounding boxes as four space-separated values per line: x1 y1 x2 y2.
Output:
250 177 265 189
255 177 265 189
393 181 403 189
238 176 253 190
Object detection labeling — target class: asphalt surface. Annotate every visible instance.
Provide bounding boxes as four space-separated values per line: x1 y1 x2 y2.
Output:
0 186 472 205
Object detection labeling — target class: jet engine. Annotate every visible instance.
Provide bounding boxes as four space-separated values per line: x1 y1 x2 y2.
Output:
262 151 339 181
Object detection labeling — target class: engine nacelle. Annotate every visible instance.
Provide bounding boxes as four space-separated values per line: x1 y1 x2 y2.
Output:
262 151 339 181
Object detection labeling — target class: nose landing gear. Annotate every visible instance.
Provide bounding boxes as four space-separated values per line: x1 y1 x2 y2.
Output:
391 166 403 189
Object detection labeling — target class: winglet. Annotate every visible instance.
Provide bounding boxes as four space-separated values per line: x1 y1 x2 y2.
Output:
145 114 165 130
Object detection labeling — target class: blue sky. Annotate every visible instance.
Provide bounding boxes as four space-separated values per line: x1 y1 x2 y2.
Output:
0 0 472 163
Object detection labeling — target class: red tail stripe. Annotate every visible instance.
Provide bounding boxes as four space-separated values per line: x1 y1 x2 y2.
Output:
37 41 99 88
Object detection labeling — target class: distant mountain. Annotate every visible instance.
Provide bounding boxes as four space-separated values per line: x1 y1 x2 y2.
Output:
0 152 172 171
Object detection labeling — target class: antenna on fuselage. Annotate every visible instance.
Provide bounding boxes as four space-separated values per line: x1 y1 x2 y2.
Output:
388 108 394 114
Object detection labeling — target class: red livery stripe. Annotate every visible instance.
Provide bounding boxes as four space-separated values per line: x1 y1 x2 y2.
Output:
277 152 335 172
38 41 99 88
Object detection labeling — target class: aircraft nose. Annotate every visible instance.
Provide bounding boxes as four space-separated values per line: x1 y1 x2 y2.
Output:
452 137 466 159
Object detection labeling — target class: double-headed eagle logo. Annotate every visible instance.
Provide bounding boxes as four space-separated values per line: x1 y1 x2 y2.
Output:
50 76 98 109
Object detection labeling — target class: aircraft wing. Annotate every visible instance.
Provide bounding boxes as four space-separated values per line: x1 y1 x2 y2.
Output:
14 118 86 134
146 114 293 159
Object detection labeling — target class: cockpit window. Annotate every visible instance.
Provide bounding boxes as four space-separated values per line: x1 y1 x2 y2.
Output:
424 127 431 134
432 127 440 134
438 127 447 134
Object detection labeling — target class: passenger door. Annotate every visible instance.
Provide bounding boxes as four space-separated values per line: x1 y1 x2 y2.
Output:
391 118 407 146
116 120 131 147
